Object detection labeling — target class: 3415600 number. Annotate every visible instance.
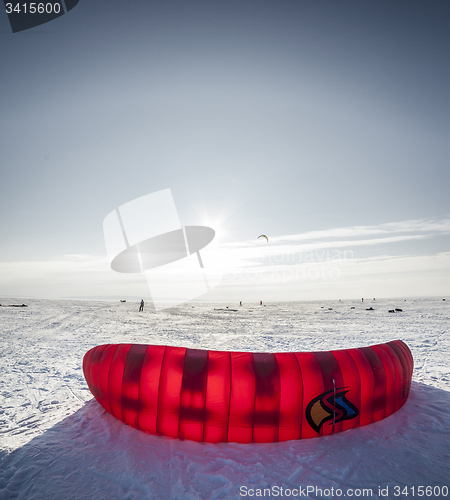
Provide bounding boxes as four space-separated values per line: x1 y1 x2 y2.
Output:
393 485 449 497
5 3 61 14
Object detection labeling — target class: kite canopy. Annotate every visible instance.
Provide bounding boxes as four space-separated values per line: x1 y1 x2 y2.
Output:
258 234 269 242
83 340 413 443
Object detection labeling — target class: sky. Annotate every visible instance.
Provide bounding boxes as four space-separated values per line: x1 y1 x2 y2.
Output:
0 0 449 302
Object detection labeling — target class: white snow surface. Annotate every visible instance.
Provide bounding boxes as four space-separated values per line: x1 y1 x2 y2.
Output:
0 297 449 499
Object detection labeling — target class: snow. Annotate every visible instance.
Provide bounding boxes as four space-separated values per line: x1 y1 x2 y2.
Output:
1 297 449 499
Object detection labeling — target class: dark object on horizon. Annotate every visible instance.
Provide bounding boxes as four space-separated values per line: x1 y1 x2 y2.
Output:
240 301 242 306
350 307 355 309
395 308 403 312
120 300 126 303
388 310 395 313
443 298 446 301
1 303 28 307
328 308 332 310
366 307 374 311
214 308 238 312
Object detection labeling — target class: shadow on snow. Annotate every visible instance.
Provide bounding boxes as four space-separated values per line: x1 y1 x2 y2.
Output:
1 382 450 500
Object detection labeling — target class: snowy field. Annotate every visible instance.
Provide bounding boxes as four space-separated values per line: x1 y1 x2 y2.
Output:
0 297 449 499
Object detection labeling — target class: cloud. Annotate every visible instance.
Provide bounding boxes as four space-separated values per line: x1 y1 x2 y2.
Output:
1 218 449 300
219 217 450 272
0 255 148 299
208 218 450 300
275 218 450 243
227 217 450 248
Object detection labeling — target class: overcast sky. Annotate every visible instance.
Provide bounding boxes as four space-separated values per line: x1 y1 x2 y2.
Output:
0 0 449 301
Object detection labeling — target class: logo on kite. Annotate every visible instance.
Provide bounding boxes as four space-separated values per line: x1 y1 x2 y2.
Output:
305 388 359 434
258 234 269 242
103 189 223 310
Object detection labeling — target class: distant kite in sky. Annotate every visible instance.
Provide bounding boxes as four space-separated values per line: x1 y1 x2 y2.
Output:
258 234 269 242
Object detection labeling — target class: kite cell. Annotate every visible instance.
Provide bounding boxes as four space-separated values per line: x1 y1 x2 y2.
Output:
83 340 413 443
258 234 269 242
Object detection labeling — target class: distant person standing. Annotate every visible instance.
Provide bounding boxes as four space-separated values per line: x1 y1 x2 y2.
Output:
240 301 242 306
139 299 144 312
